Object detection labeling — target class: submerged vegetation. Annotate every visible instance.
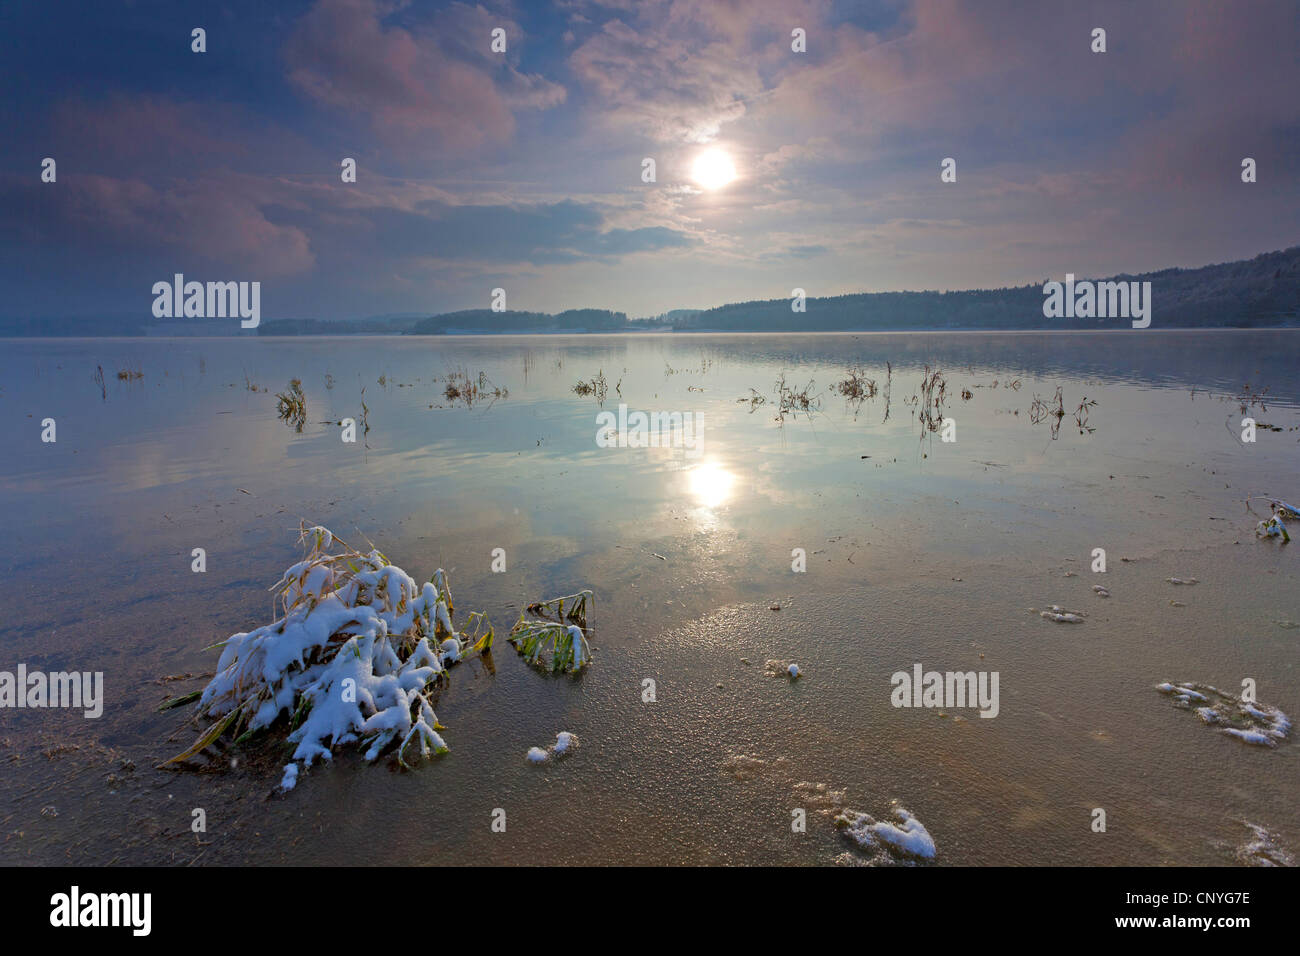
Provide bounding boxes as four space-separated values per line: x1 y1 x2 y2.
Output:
737 364 1105 439
275 378 307 432
915 366 948 434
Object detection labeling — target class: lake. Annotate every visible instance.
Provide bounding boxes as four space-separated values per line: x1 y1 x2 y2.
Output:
1 330 1297 865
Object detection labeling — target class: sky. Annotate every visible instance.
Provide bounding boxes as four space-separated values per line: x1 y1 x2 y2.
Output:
1 0 1297 321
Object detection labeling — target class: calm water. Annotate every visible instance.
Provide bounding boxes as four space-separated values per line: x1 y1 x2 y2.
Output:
2 331 1297 865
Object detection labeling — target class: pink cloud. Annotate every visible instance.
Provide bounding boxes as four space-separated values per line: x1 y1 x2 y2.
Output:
284 0 565 150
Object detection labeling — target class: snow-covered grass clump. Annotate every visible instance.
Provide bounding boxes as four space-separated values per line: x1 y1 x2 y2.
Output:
835 801 936 863
1156 681 1291 747
164 525 494 779
1256 514 1290 542
509 591 593 673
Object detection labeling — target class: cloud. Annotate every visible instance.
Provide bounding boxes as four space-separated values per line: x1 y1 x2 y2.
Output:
0 172 315 277
284 0 565 149
263 191 693 267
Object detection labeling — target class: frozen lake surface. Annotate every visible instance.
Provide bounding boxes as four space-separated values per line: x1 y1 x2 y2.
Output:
1 330 1297 865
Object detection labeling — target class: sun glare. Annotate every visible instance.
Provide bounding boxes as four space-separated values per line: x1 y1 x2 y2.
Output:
691 148 737 190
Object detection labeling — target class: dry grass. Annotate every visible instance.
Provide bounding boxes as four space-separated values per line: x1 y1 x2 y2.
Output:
443 368 508 407
573 369 608 403
775 372 821 423
835 366 877 402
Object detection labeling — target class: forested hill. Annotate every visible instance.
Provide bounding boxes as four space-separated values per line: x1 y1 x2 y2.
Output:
672 247 1300 331
4 247 1296 336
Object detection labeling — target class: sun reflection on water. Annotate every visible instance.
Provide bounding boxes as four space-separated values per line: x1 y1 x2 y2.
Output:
686 462 736 509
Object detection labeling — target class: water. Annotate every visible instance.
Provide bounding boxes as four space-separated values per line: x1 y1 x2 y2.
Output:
1 330 1297 865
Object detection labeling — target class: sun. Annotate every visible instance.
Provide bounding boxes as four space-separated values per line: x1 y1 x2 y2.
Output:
691 148 737 190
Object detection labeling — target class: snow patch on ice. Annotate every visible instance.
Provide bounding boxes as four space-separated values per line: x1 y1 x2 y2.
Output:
1156 681 1290 747
527 731 578 764
835 801 937 863
1237 823 1294 867
1039 605 1085 623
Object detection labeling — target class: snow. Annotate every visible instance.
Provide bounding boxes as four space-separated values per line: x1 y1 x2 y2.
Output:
1256 515 1289 540
280 763 299 791
1156 681 1290 747
836 803 937 861
1238 823 1294 866
528 731 577 763
1040 605 1085 623
185 525 489 786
